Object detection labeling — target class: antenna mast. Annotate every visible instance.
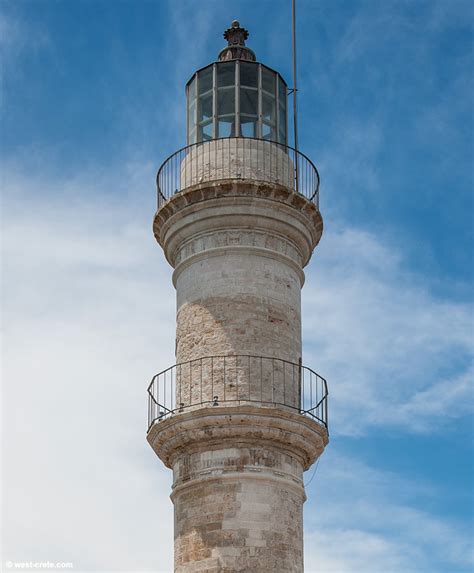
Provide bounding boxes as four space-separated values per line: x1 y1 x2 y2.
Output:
292 0 299 189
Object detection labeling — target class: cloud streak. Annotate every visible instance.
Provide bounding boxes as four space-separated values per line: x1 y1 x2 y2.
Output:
303 226 473 436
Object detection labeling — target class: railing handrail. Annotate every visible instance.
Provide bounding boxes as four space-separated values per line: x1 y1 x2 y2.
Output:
155 136 320 209
147 353 327 393
147 354 328 432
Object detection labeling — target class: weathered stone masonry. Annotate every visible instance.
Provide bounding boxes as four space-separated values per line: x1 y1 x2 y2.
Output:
148 181 328 572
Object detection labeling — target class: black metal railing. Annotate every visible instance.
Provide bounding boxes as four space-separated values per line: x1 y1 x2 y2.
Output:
147 354 328 432
156 137 320 209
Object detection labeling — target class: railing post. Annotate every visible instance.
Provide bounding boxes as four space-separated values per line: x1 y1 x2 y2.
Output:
325 379 328 429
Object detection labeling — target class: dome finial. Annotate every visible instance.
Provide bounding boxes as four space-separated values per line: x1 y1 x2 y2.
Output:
223 20 248 46
219 20 256 62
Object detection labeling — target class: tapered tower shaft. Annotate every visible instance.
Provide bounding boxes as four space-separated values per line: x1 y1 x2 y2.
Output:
147 22 328 573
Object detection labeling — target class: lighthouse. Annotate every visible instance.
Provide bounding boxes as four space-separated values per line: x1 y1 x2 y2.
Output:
147 21 329 572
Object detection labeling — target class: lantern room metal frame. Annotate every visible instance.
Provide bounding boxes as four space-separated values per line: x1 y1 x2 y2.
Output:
186 60 288 145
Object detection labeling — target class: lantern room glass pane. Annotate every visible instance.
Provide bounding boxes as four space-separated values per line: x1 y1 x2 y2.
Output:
188 101 196 135
240 62 258 88
198 92 213 122
279 99 287 143
217 62 235 88
198 65 213 94
262 67 276 94
262 93 275 123
199 121 213 141
240 88 258 116
241 115 257 137
262 122 276 140
188 76 196 101
278 76 286 105
217 88 235 116
218 117 236 138
279 97 287 117
278 123 286 144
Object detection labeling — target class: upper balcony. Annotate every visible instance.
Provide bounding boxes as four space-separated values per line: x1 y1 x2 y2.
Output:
156 136 320 210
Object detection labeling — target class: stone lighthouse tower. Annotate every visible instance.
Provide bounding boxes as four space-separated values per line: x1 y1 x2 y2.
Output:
147 21 329 573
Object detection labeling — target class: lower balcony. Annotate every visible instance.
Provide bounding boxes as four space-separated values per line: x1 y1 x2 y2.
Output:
147 354 328 432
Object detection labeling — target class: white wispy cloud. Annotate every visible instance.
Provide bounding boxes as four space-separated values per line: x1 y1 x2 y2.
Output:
3 163 176 570
303 225 473 436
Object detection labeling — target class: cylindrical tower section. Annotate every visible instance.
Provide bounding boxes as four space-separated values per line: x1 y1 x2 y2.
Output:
156 172 322 410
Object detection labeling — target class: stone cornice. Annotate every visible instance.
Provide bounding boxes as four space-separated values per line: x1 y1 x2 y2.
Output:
147 404 329 472
153 181 323 269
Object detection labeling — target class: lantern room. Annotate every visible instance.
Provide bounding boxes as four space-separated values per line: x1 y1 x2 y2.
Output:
186 21 288 145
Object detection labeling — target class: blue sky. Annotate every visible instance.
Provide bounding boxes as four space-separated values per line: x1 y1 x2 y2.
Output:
2 1 473 572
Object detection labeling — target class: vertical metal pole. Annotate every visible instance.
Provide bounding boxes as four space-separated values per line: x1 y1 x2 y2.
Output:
292 0 299 192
